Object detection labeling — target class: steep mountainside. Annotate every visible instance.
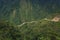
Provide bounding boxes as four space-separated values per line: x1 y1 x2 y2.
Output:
0 0 60 40
0 0 60 24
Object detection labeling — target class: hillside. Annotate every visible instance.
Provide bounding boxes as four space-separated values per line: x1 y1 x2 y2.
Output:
0 20 60 40
0 0 60 24
17 20 60 40
0 0 60 40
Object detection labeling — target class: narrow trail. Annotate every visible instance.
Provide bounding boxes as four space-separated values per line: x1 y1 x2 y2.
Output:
17 21 38 27
17 18 57 27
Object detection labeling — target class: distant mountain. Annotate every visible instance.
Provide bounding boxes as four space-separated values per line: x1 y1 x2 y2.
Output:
0 0 60 24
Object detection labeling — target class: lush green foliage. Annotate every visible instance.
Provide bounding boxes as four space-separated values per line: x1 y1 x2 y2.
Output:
0 20 60 40
0 21 21 40
0 0 60 40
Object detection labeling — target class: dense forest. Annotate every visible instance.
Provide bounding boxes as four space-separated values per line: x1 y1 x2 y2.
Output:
0 0 60 40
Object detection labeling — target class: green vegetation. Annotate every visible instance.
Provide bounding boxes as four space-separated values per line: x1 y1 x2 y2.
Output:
0 0 60 40
0 20 60 40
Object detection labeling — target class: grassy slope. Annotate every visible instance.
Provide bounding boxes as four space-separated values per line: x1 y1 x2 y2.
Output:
0 20 60 40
